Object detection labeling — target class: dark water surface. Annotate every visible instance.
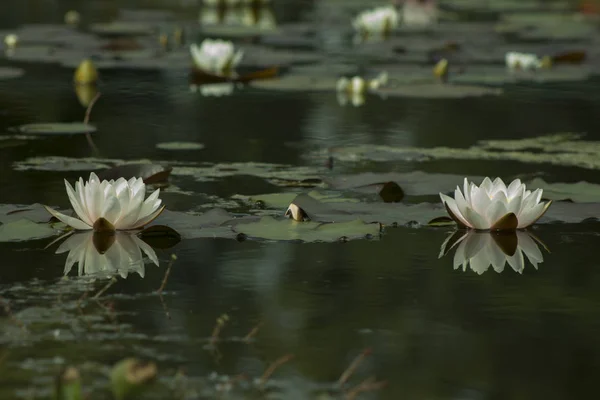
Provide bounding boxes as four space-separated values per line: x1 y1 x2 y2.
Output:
2 0 600 399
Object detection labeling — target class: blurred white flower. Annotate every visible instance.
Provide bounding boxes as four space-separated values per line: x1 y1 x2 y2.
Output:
401 0 438 26
3 34 18 49
440 230 545 274
352 6 399 36
45 172 164 231
56 232 159 278
190 39 243 75
505 52 550 70
440 178 551 231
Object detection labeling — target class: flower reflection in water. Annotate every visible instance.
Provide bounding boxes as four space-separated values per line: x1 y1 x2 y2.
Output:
439 230 548 274
56 232 159 278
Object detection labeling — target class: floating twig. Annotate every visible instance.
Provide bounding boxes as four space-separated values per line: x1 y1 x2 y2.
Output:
345 377 387 400
257 354 295 389
242 321 263 343
338 348 372 387
157 254 177 294
92 277 117 299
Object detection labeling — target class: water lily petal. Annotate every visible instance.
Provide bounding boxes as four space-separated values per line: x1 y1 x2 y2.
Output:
463 206 489 230
45 206 92 230
130 205 165 230
471 185 494 216
517 202 547 228
440 193 471 227
479 177 494 193
65 179 93 226
486 200 509 227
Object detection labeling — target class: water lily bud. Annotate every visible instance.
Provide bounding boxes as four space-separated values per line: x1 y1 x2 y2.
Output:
159 33 169 51
285 203 309 221
539 55 552 69
110 358 157 400
74 59 98 85
74 84 98 108
53 366 83 400
174 27 184 46
64 10 81 26
4 34 18 49
433 58 449 82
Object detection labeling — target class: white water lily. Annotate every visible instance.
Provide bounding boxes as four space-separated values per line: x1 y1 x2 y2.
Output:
336 76 367 94
190 39 243 75
45 172 164 231
440 178 551 231
440 230 545 274
352 6 399 35
56 232 159 278
401 0 438 26
505 52 551 70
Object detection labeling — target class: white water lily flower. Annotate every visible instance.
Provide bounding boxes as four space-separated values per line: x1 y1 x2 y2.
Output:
190 39 243 75
440 230 544 274
352 6 399 35
440 178 551 231
56 232 159 278
505 52 543 70
45 172 164 231
401 0 438 26
336 76 367 94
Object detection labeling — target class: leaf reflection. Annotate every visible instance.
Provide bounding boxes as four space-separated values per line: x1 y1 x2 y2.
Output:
55 232 159 279
439 230 548 274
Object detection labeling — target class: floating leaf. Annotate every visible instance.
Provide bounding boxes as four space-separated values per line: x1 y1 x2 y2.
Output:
0 203 59 224
527 178 600 203
89 22 157 36
450 65 592 86
235 191 357 210
377 83 502 98
326 171 485 197
0 219 58 242
428 216 455 227
190 66 280 85
137 225 181 249
97 164 173 184
156 142 205 151
11 122 96 135
232 216 380 243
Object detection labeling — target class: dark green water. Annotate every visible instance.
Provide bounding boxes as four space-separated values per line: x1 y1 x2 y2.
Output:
2 0 600 399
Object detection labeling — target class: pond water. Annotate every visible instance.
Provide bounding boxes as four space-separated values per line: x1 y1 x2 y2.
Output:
2 0 600 399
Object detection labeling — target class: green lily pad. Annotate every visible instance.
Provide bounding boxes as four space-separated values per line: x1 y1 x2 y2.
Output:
156 142 205 151
250 74 337 92
173 162 322 186
325 171 486 196
89 21 157 36
0 203 59 224
377 83 503 98
96 163 173 184
496 12 596 41
440 0 571 12
11 122 97 135
450 65 592 86
528 179 600 203
0 219 58 242
234 190 358 209
233 216 380 242
314 133 600 171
